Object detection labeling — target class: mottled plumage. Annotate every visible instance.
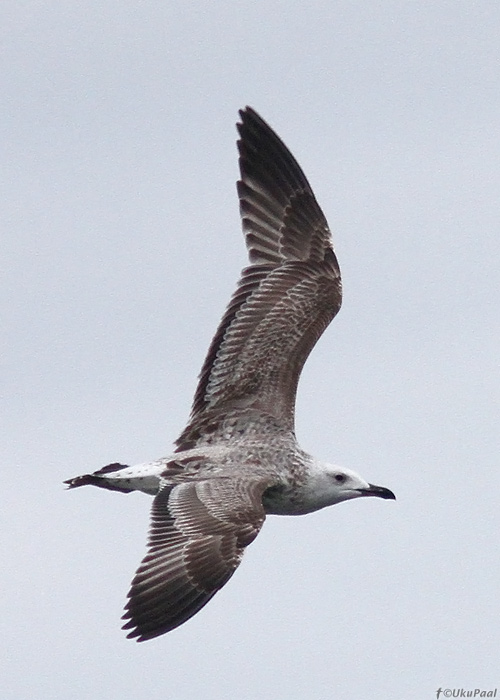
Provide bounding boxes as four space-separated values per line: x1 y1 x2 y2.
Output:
66 108 395 642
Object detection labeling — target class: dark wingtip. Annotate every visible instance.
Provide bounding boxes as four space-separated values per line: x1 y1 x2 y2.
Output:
239 105 255 119
237 106 268 137
121 617 156 643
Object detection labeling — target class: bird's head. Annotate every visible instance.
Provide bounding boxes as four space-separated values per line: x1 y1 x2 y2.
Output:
299 462 396 514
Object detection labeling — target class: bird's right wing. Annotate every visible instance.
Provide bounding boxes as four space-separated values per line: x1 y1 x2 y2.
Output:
176 107 341 450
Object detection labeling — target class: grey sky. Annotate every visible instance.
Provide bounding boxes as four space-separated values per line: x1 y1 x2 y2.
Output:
2 2 499 699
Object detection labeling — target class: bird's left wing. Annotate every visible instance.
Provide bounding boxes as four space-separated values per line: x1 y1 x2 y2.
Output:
122 473 273 641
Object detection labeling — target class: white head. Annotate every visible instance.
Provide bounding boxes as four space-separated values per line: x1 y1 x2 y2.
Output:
296 462 396 515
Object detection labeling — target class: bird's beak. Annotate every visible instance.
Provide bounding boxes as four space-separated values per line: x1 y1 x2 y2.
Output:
357 483 396 500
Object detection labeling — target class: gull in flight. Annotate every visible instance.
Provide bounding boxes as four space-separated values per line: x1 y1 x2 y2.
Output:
66 107 395 641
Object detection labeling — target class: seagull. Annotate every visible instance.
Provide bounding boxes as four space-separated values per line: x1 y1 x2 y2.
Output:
66 107 395 642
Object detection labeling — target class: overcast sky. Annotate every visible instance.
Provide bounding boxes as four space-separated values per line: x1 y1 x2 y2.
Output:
2 2 500 699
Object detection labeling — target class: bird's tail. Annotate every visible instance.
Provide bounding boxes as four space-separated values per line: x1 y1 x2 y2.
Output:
64 463 133 492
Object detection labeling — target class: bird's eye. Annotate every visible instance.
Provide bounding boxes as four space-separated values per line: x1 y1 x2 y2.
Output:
334 473 346 483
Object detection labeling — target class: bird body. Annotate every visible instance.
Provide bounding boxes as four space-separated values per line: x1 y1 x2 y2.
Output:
68 437 389 514
66 107 395 641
